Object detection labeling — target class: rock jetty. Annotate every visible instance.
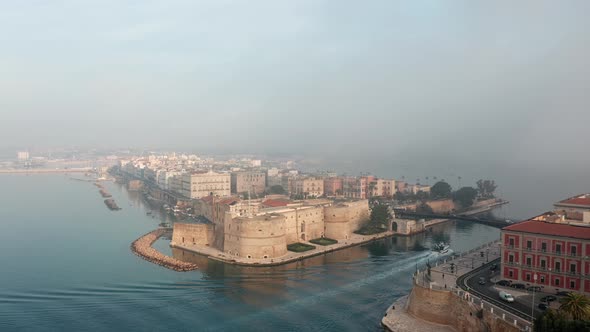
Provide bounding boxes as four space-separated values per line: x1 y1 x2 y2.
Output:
131 229 198 272
99 189 112 198
104 198 121 210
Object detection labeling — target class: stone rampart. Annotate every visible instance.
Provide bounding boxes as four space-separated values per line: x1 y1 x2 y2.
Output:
224 214 287 259
171 223 215 246
406 282 521 332
324 200 369 240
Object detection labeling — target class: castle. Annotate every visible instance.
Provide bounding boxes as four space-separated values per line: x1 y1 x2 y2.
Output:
170 196 370 259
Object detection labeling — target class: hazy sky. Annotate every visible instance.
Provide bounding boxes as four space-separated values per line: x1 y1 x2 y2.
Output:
1 1 589 169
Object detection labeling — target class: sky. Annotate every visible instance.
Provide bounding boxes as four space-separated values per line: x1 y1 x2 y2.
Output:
1 1 589 173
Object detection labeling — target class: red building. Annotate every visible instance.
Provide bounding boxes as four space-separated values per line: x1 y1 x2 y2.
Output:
501 213 590 295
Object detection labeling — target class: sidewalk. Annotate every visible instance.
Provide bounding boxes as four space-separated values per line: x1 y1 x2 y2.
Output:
425 241 501 289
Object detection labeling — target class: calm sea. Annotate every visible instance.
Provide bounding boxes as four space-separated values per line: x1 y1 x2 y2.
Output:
0 174 499 331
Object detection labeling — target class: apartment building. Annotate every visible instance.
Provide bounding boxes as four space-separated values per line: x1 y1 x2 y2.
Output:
231 171 266 195
501 212 590 295
181 171 231 199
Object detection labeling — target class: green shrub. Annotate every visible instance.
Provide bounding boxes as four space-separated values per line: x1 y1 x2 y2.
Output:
287 243 316 252
309 238 338 246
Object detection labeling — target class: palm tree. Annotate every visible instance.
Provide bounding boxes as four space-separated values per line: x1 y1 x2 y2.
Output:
559 293 590 320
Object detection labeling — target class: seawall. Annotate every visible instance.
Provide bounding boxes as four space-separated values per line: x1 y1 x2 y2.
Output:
131 229 198 272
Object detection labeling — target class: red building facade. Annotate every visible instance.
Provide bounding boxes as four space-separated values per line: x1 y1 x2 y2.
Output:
501 217 590 295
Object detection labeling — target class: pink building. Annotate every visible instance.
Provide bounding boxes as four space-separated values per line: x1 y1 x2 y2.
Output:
501 213 590 295
324 177 343 196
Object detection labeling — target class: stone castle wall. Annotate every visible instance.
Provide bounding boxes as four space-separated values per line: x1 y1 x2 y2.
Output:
407 282 520 332
223 215 288 259
171 223 215 247
324 200 370 240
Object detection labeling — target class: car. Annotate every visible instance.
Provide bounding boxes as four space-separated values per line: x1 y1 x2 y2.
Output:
478 277 486 285
527 286 542 292
489 264 498 271
496 280 511 286
510 283 526 289
541 295 557 302
499 291 515 303
556 291 572 297
538 302 549 310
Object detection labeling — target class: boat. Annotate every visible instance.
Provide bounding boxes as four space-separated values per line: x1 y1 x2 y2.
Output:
432 242 450 254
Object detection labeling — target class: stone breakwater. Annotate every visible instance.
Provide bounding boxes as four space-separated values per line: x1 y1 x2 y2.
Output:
131 229 198 272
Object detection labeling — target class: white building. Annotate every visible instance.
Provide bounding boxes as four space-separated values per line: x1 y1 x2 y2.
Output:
181 171 231 199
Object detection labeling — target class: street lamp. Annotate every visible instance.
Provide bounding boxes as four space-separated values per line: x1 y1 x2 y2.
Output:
486 248 489 262
531 274 538 320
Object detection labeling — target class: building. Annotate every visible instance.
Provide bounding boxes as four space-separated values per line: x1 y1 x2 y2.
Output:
231 171 266 196
289 177 324 197
181 171 231 199
342 177 367 199
501 211 590 295
554 194 590 221
371 179 396 198
172 198 371 260
324 177 343 196
17 151 29 161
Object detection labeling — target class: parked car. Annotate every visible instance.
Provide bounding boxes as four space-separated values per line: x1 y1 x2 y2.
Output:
490 264 498 271
527 286 542 292
478 277 486 285
541 295 557 302
556 291 572 297
538 302 548 310
499 291 515 303
497 280 511 286
510 283 526 289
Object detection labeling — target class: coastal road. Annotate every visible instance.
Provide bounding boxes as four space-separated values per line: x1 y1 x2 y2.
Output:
462 260 544 320
457 258 542 322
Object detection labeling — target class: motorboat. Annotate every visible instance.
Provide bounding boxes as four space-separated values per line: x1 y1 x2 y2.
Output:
432 242 450 254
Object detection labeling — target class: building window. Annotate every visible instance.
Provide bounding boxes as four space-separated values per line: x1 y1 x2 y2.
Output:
509 270 513 278
509 255 514 263
571 246 578 257
555 261 561 272
526 274 531 281
540 259 546 269
509 238 515 248
570 280 576 289
570 263 576 274
555 278 560 286
540 275 545 283
555 243 562 254
541 242 547 252
526 257 532 267
526 240 532 250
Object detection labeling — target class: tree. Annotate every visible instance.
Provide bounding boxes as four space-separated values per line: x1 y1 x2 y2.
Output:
535 308 590 332
370 204 389 226
560 293 590 321
431 181 452 199
453 187 478 208
415 190 430 201
269 185 285 195
476 179 497 199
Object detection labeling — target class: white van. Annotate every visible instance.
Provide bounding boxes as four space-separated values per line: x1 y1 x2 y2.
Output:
499 291 514 303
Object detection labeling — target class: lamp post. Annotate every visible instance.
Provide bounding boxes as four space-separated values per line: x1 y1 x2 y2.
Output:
486 248 489 262
531 273 538 320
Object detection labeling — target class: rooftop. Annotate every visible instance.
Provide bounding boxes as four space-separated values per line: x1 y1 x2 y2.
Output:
503 216 590 240
556 194 590 207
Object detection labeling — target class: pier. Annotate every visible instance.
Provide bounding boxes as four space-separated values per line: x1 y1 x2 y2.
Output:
131 229 199 272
